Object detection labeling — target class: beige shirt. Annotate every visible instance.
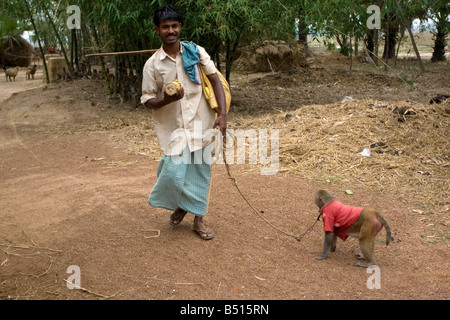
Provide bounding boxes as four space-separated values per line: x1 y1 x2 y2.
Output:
141 44 217 156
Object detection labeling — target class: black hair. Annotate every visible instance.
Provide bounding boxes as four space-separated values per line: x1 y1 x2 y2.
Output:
153 4 183 27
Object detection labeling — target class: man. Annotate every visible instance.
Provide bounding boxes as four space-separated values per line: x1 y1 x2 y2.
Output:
141 5 227 240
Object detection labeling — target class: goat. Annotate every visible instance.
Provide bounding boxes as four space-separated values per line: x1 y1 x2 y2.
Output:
26 65 37 80
5 67 19 82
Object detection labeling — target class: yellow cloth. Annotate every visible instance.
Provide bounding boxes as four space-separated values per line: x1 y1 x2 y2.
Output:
199 66 231 115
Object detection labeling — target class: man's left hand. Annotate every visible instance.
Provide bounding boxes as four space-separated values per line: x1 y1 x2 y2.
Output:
213 114 227 137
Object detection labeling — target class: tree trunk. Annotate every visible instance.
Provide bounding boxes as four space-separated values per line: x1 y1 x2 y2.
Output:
215 51 221 72
432 28 447 62
70 30 74 69
336 34 349 56
395 0 425 72
225 41 231 83
406 25 426 72
431 4 448 62
365 31 374 55
297 17 309 57
23 0 49 83
113 55 119 97
365 30 378 66
374 30 379 60
394 29 405 66
349 35 353 71
225 35 240 84
74 30 79 71
383 23 398 59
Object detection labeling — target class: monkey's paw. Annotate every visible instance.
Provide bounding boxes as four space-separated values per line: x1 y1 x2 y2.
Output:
316 255 327 260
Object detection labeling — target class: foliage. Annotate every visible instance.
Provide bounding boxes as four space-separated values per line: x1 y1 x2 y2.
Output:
176 0 297 80
1 0 448 96
0 3 31 50
426 0 449 62
0 15 21 50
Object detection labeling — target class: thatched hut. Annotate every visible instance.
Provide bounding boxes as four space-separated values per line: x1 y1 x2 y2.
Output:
0 36 34 67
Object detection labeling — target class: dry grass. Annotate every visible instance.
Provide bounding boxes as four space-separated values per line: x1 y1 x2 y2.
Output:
264 100 448 215
81 97 449 221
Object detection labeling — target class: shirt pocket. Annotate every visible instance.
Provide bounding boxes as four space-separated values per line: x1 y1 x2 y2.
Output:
156 66 176 92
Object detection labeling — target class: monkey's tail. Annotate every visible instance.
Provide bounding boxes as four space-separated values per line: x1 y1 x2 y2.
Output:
378 215 392 246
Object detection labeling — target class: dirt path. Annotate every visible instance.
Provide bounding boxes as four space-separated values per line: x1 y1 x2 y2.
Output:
0 60 448 301
0 69 45 102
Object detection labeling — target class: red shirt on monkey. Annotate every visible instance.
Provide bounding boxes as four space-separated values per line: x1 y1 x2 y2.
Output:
321 200 364 240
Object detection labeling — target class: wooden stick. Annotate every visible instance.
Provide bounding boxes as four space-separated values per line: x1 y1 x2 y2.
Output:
63 279 120 299
85 49 157 58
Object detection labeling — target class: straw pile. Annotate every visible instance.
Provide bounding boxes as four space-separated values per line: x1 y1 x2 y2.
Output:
234 40 307 73
0 36 33 67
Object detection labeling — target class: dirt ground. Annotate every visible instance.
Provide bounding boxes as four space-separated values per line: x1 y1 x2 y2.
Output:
0 54 448 302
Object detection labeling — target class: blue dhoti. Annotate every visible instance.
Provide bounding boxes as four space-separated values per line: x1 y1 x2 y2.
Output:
149 146 212 216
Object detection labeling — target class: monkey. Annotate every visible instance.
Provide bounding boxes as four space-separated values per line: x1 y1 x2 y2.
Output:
314 190 392 268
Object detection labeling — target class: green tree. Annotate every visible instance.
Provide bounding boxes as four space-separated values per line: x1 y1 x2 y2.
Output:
21 0 50 82
394 0 427 72
177 0 296 82
428 0 449 62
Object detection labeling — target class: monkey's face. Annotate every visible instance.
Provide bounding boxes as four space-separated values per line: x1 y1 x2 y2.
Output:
314 194 323 209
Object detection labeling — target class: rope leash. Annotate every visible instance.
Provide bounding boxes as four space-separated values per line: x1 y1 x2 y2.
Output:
220 132 319 242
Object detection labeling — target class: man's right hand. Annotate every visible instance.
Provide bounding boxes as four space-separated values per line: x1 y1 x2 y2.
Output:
145 86 184 109
164 85 184 103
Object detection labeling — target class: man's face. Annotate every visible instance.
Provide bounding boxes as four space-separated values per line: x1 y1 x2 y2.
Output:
155 19 181 45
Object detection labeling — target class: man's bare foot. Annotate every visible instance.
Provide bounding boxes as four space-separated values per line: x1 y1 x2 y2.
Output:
193 216 214 240
169 208 187 226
